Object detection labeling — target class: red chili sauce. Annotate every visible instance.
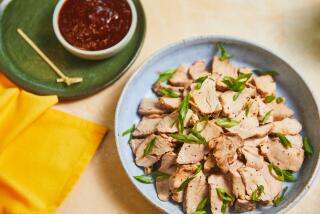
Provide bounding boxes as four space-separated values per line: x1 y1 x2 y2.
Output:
58 0 132 51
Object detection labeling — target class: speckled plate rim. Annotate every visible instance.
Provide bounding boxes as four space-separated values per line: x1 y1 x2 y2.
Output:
0 0 146 101
115 35 320 214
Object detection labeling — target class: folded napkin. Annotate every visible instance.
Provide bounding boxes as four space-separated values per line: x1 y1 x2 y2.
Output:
0 75 107 213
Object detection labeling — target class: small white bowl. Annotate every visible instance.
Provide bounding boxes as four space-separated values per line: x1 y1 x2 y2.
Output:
52 0 137 60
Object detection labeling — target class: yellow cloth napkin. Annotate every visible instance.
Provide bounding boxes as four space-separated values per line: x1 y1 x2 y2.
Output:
0 75 107 214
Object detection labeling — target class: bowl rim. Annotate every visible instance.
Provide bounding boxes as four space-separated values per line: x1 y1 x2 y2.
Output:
115 35 320 214
52 0 137 57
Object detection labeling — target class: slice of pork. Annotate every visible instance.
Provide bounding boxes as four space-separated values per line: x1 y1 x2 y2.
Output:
253 75 276 97
135 135 173 167
260 138 304 172
183 171 208 214
169 164 198 203
204 154 217 173
257 97 274 123
197 120 223 142
240 144 264 170
228 160 247 200
270 102 294 121
156 152 177 201
271 118 302 135
132 116 163 138
213 135 243 173
238 166 273 203
153 81 184 96
220 87 255 118
130 138 144 154
138 98 166 116
158 97 181 111
212 56 238 91
234 199 256 213
244 136 269 147
190 77 221 115
156 112 178 134
177 144 208 164
208 173 232 214
188 60 210 80
169 65 193 87
228 116 273 140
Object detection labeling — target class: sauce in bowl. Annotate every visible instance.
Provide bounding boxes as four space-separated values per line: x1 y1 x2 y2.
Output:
58 0 132 51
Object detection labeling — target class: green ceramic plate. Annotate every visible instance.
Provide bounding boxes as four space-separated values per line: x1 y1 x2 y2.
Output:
0 0 146 100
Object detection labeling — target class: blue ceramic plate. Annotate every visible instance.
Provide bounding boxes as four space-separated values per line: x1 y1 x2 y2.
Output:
115 37 320 214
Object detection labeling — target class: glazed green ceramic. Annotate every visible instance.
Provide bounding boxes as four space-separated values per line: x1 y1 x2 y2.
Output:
0 0 146 100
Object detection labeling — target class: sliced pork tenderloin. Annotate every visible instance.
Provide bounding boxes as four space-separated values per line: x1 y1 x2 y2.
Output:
213 135 243 173
183 171 208 214
253 75 276 97
169 164 198 203
130 138 144 154
138 98 166 116
234 199 256 212
169 65 193 87
132 116 163 138
158 97 181 111
228 160 247 200
271 118 302 135
208 173 232 214
190 77 222 115
135 135 174 167
188 60 210 80
153 81 184 96
156 152 177 201
270 102 294 121
220 87 255 118
260 137 304 172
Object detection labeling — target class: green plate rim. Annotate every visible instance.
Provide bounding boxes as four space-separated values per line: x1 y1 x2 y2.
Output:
0 0 146 101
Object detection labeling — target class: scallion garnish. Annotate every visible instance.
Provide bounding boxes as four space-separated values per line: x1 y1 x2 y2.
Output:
222 73 252 100
252 185 264 201
158 68 176 82
262 110 273 124
282 170 297 182
121 124 136 144
195 76 208 90
269 163 284 181
122 124 135 136
134 171 170 184
192 211 207 214
269 163 296 182
159 88 179 98
276 133 292 148
276 97 285 104
216 188 233 214
217 43 233 61
264 95 275 103
176 94 191 133
273 186 288 207
303 136 313 157
176 164 203 192
245 104 250 117
170 132 207 144
215 118 240 128
195 196 209 211
253 69 279 77
143 138 156 157
133 175 154 184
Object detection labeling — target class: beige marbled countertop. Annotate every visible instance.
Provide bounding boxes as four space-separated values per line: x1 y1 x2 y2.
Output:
56 0 320 213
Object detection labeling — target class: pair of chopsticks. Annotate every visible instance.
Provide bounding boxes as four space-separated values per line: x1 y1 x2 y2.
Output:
17 28 83 86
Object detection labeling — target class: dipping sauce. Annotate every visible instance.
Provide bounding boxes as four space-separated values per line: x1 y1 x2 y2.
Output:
58 0 132 51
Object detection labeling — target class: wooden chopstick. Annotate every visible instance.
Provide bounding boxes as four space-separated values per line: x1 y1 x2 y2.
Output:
17 28 83 86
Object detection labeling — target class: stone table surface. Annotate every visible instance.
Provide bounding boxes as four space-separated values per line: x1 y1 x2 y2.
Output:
56 0 320 213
